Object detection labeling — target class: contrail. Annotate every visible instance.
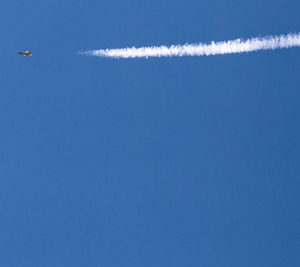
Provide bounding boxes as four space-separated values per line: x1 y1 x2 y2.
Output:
80 33 300 59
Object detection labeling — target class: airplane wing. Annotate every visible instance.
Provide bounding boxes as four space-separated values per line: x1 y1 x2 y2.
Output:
18 52 25 55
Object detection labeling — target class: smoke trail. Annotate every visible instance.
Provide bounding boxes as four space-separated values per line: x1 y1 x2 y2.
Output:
80 33 300 59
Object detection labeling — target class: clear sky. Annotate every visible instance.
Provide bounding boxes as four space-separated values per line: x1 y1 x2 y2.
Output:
0 0 299 266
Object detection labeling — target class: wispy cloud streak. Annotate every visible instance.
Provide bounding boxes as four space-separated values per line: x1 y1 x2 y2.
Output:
80 33 300 59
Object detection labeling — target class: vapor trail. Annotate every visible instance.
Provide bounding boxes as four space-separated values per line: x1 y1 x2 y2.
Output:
80 33 300 59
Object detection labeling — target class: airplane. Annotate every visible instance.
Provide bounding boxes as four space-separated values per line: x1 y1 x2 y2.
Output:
18 49 32 57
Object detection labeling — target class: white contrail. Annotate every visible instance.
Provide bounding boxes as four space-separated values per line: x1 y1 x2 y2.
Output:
80 33 300 59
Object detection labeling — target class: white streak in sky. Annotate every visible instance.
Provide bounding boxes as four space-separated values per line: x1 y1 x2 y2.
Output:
80 33 300 59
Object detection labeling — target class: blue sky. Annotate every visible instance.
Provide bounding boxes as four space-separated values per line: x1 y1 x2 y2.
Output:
0 0 299 266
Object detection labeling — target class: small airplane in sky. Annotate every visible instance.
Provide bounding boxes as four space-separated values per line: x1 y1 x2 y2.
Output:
18 49 32 57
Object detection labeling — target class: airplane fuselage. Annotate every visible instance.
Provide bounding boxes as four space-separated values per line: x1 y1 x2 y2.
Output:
18 50 32 57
